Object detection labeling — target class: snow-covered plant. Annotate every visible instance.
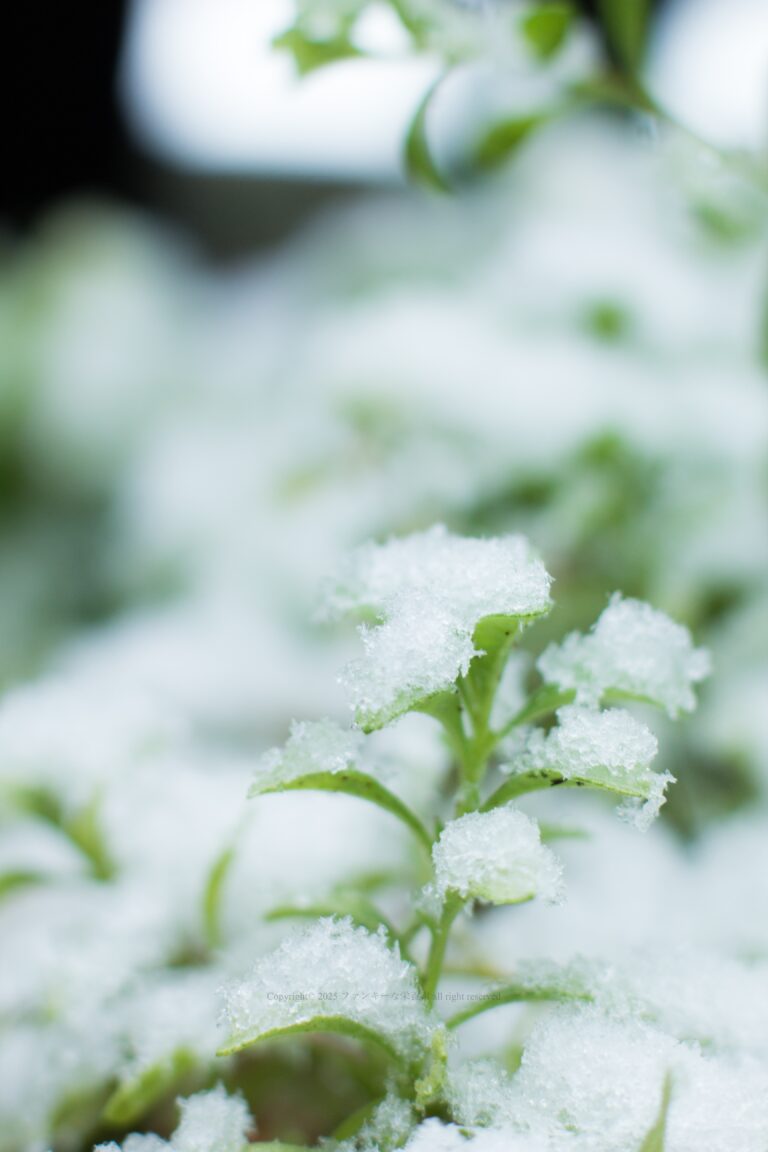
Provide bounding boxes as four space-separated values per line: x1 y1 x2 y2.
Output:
218 525 709 1147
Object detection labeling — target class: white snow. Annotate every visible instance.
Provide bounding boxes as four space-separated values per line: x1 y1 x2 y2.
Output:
538 594 711 716
432 808 563 905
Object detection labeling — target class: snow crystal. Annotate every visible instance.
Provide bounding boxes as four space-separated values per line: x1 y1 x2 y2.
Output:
173 1085 252 1152
446 1057 518 1127
249 719 361 794
508 1004 768 1152
221 917 433 1060
327 526 552 729
432 808 563 905
522 705 671 830
509 1005 680 1151
538 594 710 716
96 1086 252 1152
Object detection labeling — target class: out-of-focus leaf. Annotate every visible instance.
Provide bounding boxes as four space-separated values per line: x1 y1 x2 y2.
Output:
202 842 237 951
0 870 42 899
404 77 451 192
521 4 574 60
103 1048 198 1125
274 27 362 76
266 897 401 948
597 0 650 74
472 112 552 172
638 1073 673 1151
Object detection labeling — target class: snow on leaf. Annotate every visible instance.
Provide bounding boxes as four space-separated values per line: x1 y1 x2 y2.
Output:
432 807 563 906
537 594 710 717
327 526 552 730
522 705 672 830
220 917 433 1064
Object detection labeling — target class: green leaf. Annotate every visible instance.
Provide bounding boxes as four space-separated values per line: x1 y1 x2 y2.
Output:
446 979 592 1030
0 870 43 899
265 897 402 949
464 616 521 729
11 787 114 881
521 4 574 60
481 761 655 813
597 0 650 74
638 1073 673 1152
473 112 552 172
250 769 433 855
255 1144 309 1152
202 842 237 951
404 77 451 192
218 1015 403 1066
103 1048 198 1126
274 27 362 76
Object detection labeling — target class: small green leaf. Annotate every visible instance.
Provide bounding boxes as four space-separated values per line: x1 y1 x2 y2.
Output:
0 870 43 899
404 77 451 192
638 1073 673 1152
521 4 574 60
218 1015 403 1066
266 897 401 949
202 843 237 951
597 0 650 74
473 112 551 172
481 762 654 812
538 822 590 842
446 979 592 1030
11 787 114 881
274 27 362 76
103 1048 198 1126
464 616 521 728
250 769 433 855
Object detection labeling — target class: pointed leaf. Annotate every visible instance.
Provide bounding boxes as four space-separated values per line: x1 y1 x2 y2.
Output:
521 4 574 60
274 27 362 75
597 0 650 74
250 768 433 855
639 1073 673 1152
404 77 451 192
447 979 592 1030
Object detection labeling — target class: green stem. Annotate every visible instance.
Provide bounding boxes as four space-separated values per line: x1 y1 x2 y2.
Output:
422 897 462 1006
492 684 575 745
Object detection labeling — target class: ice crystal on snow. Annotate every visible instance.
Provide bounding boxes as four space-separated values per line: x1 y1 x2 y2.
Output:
327 526 552 729
538 594 710 716
432 808 563 904
522 705 671 829
222 917 432 1060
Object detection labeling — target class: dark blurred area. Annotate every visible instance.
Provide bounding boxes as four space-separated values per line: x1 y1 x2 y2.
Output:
2 1 668 260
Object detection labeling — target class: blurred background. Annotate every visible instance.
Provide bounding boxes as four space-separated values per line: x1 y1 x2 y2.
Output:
1 3 768 1150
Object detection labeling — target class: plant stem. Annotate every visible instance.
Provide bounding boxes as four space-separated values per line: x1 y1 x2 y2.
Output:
422 897 462 1006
